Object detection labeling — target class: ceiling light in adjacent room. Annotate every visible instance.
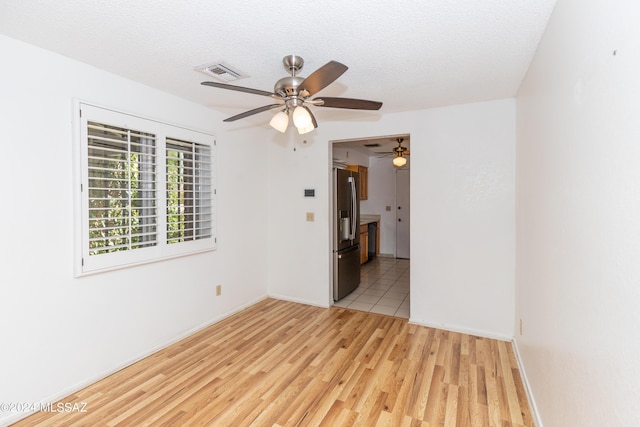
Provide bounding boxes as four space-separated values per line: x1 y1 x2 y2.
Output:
392 155 407 167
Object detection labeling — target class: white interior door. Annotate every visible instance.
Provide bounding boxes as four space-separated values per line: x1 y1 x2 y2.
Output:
396 169 410 259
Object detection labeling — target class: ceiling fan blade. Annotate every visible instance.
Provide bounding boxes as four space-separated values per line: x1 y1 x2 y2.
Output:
201 81 279 98
314 97 383 110
298 61 348 96
223 104 283 122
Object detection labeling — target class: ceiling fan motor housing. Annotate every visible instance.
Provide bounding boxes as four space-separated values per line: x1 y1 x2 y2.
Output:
274 76 304 98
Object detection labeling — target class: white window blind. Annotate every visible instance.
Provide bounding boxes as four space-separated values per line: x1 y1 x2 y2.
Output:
77 103 216 275
87 122 158 254
166 138 213 244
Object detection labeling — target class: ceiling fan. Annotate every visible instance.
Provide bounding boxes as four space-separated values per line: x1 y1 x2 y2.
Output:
376 138 410 167
200 55 383 134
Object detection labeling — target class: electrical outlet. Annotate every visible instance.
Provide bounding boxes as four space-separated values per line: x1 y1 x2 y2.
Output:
386 206 391 211
306 212 314 222
216 285 222 296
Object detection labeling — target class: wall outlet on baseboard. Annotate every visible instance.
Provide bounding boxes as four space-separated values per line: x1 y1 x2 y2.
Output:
216 285 222 296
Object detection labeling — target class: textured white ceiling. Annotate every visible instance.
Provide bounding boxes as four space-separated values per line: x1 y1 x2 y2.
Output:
0 0 556 127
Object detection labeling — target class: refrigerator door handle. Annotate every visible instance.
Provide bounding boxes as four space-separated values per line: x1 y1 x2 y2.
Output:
348 176 357 240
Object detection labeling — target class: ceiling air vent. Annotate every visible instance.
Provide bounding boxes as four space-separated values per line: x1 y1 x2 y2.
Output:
195 62 247 82
363 143 382 148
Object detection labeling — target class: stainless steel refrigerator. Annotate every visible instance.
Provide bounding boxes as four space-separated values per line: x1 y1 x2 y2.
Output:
333 168 361 301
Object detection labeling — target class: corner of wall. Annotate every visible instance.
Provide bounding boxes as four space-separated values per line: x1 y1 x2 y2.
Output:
511 338 544 427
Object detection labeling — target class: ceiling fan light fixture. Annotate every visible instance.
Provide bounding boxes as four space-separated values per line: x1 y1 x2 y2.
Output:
292 105 312 128
297 121 316 135
269 110 289 133
393 155 407 167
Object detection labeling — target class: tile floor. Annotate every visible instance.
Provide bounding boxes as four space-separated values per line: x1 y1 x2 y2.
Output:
334 256 410 318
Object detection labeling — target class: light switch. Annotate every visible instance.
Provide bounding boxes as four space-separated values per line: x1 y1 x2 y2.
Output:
306 212 315 222
386 206 392 211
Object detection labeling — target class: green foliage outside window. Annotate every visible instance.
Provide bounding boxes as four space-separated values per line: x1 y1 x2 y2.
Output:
87 124 156 255
166 148 187 243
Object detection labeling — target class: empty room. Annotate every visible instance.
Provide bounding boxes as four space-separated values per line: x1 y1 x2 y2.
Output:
1 1 639 426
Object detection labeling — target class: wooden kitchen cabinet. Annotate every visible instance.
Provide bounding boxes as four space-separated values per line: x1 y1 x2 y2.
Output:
347 165 368 200
359 166 368 200
359 223 369 264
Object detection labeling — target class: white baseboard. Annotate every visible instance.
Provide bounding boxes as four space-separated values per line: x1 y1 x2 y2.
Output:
511 339 543 427
267 293 330 308
0 294 269 427
408 317 514 342
377 253 395 258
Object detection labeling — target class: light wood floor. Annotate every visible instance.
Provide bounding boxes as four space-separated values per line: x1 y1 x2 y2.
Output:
14 299 534 426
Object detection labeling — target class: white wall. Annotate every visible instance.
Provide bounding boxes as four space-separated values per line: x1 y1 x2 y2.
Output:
0 34 269 426
402 101 515 338
266 99 516 338
265 132 333 306
515 0 640 425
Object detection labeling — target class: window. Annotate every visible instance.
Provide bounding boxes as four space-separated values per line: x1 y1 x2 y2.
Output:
166 138 213 244
87 122 158 255
77 104 216 275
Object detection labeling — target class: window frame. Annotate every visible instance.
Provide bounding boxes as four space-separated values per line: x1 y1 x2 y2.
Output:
74 102 216 276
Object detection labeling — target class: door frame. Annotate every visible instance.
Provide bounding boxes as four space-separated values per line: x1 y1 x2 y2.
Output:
395 167 410 258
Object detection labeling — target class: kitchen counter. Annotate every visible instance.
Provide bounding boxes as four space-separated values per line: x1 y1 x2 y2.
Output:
360 214 381 225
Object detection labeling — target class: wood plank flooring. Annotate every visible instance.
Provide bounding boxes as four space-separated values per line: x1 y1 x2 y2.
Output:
13 299 534 426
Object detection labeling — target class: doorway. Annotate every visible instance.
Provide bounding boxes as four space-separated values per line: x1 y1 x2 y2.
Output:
331 134 411 318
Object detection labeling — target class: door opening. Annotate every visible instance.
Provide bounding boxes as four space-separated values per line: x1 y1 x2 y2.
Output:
330 134 411 319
